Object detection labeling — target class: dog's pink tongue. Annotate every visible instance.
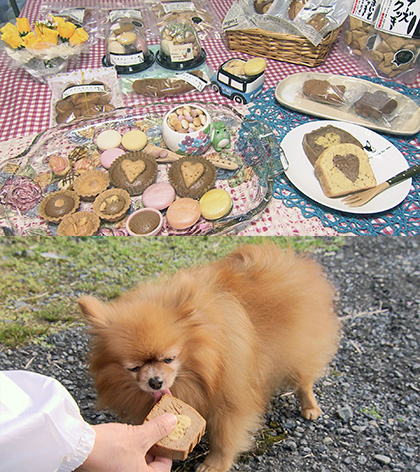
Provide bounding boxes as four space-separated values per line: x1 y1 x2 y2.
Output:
153 389 172 403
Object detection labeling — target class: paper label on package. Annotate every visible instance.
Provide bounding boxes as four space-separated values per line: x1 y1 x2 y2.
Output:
59 8 85 23
375 0 420 38
176 72 209 91
109 51 145 66
109 9 142 22
169 43 194 62
162 2 195 13
350 0 380 23
63 84 106 98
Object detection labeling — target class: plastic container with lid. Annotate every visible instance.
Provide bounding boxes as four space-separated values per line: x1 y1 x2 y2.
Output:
156 20 206 70
103 17 154 74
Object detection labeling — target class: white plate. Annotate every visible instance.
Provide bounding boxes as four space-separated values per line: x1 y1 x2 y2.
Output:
275 72 420 136
281 120 411 214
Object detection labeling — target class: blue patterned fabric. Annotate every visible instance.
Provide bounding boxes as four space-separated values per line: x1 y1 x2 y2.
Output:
246 76 420 235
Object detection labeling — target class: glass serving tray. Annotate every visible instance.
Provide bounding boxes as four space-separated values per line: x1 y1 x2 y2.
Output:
0 101 281 236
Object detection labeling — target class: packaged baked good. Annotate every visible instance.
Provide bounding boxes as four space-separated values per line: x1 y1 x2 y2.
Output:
302 79 346 106
353 90 398 122
156 19 206 70
48 67 123 126
343 0 420 83
147 0 223 41
102 15 154 74
145 395 206 461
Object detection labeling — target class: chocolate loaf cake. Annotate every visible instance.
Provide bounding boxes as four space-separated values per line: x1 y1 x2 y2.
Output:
302 125 364 166
314 143 376 198
145 395 206 461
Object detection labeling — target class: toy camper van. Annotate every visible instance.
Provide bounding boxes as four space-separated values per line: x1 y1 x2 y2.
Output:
211 58 266 104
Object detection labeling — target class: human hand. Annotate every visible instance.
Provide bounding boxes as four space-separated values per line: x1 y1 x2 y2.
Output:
76 413 177 472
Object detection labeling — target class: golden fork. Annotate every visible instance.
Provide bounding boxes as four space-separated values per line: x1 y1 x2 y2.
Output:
342 164 420 207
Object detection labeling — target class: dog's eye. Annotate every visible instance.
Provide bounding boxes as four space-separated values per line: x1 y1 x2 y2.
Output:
127 366 141 372
163 357 175 364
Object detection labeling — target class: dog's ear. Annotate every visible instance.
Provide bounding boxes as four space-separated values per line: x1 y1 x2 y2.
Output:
78 296 110 327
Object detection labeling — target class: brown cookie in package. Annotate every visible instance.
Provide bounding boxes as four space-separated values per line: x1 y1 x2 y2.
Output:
55 81 114 124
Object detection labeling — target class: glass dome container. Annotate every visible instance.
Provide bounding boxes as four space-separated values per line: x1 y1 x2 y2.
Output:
103 17 154 74
156 20 206 70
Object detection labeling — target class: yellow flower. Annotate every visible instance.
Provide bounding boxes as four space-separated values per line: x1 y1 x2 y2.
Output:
1 30 23 48
34 23 58 45
57 21 77 40
69 27 88 45
0 23 20 36
16 18 31 35
52 16 66 27
22 31 37 48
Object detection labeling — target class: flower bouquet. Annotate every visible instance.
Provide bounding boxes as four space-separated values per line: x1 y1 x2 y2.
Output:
0 16 89 82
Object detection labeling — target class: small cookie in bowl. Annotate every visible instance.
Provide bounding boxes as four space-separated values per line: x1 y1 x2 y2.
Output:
109 151 158 196
162 104 212 156
93 188 131 222
168 155 216 199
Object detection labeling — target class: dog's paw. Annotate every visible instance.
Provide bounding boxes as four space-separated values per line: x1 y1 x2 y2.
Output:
301 406 322 420
196 464 221 472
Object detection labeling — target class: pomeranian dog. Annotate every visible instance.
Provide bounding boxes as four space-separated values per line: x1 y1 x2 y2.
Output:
79 243 340 472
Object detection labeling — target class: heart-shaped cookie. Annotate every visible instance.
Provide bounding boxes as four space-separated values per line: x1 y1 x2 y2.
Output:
121 159 146 183
181 161 205 188
333 153 359 183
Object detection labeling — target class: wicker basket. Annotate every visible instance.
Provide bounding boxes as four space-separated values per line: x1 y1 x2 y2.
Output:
225 27 341 67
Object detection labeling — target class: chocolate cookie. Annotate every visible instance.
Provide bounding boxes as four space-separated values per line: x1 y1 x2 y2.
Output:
109 151 158 196
168 155 216 199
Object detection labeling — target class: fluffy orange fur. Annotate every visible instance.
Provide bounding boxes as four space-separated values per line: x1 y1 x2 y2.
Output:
79 243 340 472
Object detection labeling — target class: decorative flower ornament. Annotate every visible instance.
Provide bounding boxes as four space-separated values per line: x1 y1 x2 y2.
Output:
0 16 89 80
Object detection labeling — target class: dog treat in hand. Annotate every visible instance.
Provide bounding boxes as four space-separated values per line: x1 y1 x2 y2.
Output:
145 395 206 461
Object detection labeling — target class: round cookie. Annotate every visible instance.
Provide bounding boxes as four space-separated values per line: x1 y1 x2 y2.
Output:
199 188 232 220
96 129 122 151
168 155 216 199
142 182 175 210
244 57 266 76
109 151 158 196
166 198 201 230
121 129 148 151
100 148 125 169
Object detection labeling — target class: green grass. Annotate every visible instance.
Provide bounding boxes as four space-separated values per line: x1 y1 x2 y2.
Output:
0 236 344 348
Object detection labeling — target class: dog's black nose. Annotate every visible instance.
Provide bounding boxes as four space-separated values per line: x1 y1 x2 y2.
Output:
148 376 163 390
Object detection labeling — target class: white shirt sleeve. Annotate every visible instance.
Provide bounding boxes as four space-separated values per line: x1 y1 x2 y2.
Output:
0 370 96 472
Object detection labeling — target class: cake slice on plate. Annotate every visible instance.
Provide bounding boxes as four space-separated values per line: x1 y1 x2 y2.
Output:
314 143 376 198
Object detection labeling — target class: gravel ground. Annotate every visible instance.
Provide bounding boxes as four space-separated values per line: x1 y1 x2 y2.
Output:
1 237 419 472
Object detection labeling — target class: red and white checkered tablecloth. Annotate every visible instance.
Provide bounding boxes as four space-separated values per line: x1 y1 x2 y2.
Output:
2 0 419 143
0 0 418 236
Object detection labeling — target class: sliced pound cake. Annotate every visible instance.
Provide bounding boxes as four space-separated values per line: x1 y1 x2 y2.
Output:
302 124 364 166
314 143 376 198
145 394 206 461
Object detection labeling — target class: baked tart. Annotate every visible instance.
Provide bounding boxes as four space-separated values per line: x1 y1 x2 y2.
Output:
73 169 110 201
93 188 131 222
39 190 80 223
57 211 100 236
168 155 216 199
109 151 158 196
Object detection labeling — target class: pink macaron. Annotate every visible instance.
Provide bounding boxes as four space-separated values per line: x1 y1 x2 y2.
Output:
100 148 125 169
142 182 176 210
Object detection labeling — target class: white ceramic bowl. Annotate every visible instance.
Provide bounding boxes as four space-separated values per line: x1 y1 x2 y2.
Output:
126 208 163 236
162 104 213 156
